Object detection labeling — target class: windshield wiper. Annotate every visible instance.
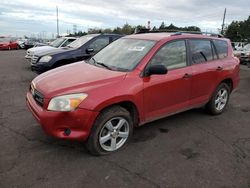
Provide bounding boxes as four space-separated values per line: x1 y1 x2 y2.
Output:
91 57 112 70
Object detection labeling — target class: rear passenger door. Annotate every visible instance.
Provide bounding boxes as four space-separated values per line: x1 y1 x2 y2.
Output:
188 39 221 106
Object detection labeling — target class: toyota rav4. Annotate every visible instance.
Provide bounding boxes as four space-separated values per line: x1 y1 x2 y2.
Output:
26 32 240 155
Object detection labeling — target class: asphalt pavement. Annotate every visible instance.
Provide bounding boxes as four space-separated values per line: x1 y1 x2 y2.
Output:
1 50 250 188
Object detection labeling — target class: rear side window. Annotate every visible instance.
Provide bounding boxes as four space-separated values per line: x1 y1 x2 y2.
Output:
189 40 213 64
213 40 228 59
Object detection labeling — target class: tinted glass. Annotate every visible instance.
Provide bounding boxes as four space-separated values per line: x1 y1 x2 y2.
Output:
91 38 156 71
61 39 75 47
243 43 250 50
190 40 213 64
50 38 66 48
67 35 94 48
149 40 187 70
89 37 109 52
213 40 228 59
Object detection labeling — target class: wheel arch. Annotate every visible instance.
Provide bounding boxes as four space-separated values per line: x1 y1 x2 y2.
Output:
95 100 140 127
220 78 233 92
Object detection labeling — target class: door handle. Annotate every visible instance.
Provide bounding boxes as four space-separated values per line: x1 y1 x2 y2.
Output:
182 73 192 79
216 66 223 71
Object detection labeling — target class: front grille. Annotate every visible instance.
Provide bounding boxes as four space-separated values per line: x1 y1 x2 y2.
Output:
31 55 39 64
30 85 44 106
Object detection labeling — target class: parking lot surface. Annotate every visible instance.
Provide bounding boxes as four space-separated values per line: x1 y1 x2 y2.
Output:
1 50 250 188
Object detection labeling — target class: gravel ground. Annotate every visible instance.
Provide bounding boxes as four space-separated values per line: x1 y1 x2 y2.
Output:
0 50 250 188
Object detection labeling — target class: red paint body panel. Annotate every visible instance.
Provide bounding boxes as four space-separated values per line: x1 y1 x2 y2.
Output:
0 41 18 50
26 92 99 141
26 33 240 141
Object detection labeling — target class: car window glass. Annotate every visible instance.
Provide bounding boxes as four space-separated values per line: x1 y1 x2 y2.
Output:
213 40 228 59
211 42 218 59
244 44 250 50
67 36 94 48
149 40 187 70
89 37 110 52
61 39 73 47
190 40 213 64
92 38 156 71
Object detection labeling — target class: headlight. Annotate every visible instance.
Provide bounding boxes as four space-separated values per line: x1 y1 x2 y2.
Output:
48 93 88 111
39 55 52 62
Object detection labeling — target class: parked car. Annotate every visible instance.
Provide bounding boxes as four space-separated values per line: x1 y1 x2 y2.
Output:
17 38 28 49
231 42 245 51
234 43 250 64
30 34 123 73
25 37 76 61
26 32 240 155
23 39 37 49
0 38 19 50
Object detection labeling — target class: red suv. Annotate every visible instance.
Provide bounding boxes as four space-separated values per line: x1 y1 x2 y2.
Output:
26 32 240 155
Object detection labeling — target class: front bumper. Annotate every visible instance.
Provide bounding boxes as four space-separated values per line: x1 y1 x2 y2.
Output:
0 45 9 50
31 63 50 74
26 92 99 141
25 54 32 60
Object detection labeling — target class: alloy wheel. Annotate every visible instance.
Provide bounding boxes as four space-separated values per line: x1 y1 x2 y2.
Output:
215 88 228 111
99 117 129 152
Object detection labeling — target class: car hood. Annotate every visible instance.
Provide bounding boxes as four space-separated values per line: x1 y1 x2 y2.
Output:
28 46 52 52
35 47 71 57
33 62 127 98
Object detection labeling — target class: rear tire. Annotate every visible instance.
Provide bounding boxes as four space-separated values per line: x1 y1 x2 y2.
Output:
206 83 230 115
86 106 133 155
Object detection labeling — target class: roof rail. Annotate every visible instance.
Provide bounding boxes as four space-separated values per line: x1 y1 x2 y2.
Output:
134 28 223 38
172 31 224 38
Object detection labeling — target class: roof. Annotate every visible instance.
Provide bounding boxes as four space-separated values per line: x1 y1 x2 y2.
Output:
124 32 227 42
62 36 77 39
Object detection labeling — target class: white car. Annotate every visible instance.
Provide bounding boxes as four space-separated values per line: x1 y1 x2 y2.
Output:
234 43 250 65
25 37 76 61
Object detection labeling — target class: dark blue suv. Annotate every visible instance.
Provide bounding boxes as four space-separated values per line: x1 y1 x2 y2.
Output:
30 34 123 73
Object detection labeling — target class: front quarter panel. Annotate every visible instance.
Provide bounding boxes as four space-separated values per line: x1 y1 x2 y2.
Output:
78 73 144 121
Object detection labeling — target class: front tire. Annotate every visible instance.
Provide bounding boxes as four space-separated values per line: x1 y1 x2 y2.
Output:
206 83 230 115
86 106 133 155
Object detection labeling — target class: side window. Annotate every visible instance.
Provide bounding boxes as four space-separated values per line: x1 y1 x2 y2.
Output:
62 39 75 47
213 40 228 59
88 37 110 52
149 40 187 70
189 40 213 64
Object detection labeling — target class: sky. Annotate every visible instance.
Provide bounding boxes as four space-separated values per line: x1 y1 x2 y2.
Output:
0 0 249 38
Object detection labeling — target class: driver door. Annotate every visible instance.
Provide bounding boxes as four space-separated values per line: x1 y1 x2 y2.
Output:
143 40 192 122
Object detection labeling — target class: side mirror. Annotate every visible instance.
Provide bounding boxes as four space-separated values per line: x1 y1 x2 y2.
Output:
144 64 168 77
86 48 94 54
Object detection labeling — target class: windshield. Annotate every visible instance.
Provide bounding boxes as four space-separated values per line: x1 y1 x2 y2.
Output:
50 38 66 48
67 36 94 48
244 44 250 50
90 38 156 72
